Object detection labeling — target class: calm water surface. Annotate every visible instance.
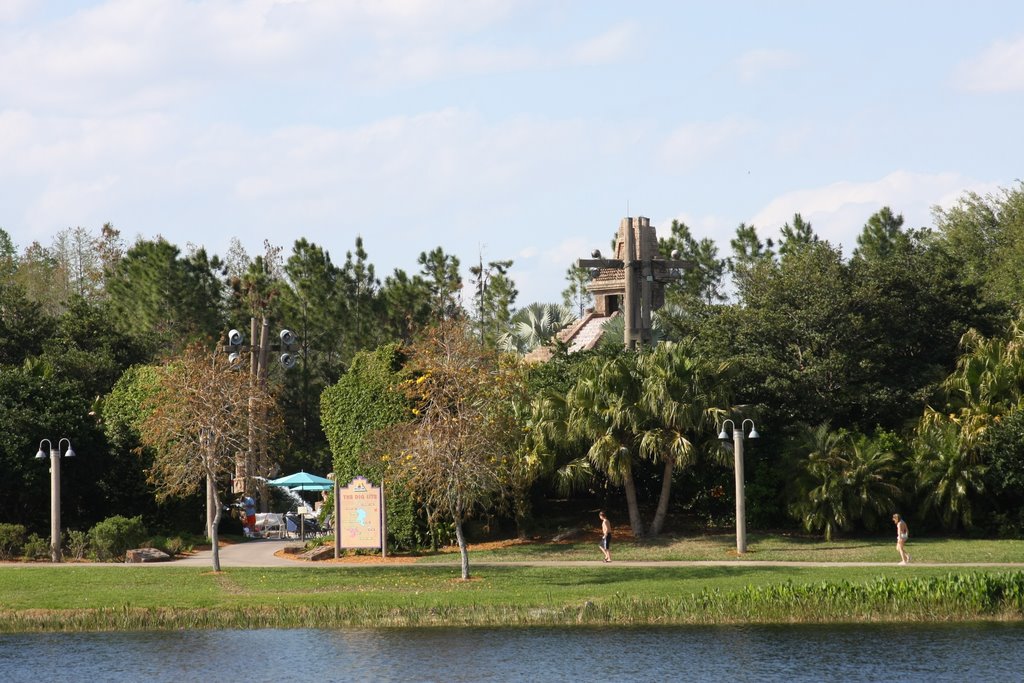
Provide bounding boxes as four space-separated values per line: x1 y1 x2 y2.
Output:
2 624 1023 682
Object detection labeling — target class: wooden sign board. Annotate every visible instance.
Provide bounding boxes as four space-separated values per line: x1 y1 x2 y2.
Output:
338 476 383 549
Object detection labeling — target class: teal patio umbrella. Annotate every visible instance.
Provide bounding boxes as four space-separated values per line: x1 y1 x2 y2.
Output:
266 471 334 491
266 471 334 541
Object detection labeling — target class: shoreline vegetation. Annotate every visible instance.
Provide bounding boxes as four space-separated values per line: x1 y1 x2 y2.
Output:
3 533 1024 632
2 570 1023 632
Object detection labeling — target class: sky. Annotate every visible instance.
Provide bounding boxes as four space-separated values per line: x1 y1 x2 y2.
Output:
3 1 1024 306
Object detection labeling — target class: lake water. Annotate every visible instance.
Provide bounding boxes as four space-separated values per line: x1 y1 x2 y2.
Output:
2 623 1023 682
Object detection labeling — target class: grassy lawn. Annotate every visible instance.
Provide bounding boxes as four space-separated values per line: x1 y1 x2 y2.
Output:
2 560 1024 631
0 564 964 611
414 532 1024 564
2 533 1022 631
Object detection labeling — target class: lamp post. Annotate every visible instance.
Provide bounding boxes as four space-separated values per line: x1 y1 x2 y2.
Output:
718 419 758 555
35 438 75 563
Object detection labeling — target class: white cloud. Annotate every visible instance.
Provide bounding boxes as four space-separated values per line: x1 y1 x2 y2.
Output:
0 0 36 22
0 0 617 111
659 119 754 172
952 35 1024 92
733 48 800 82
540 236 590 266
749 171 989 251
569 22 638 65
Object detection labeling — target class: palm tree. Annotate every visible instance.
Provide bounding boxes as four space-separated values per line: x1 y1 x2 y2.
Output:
638 341 730 535
841 437 901 531
534 342 731 537
923 318 1024 460
911 315 1024 529
792 424 900 540
498 302 576 354
565 353 647 536
913 420 986 529
792 423 848 541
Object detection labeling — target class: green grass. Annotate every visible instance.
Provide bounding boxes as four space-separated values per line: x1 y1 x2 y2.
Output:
414 533 1024 564
2 563 1023 631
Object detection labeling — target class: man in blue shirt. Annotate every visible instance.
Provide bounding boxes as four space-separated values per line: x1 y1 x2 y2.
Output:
242 495 256 537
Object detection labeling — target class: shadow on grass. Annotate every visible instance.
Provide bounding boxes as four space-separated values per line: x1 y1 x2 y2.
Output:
517 564 794 588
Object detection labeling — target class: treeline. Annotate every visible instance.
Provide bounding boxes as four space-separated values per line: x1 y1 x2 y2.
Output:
2 183 1024 543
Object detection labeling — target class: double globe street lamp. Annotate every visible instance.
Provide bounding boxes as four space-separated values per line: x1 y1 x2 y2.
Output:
35 438 75 563
718 419 758 555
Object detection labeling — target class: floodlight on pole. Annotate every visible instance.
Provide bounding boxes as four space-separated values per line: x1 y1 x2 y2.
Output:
35 438 75 563
718 419 758 555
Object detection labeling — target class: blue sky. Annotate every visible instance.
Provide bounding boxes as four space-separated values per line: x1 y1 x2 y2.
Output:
3 1 1023 306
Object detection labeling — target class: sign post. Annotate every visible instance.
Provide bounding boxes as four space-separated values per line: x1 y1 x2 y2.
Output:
337 476 385 558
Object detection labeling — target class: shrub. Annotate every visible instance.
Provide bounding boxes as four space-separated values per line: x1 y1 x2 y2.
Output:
163 536 186 556
64 529 90 560
0 523 26 560
22 533 50 560
144 535 185 556
89 515 148 561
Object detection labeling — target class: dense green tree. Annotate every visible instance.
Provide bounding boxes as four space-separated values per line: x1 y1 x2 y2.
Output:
339 236 379 354
378 269 433 343
0 227 17 280
719 241 859 428
40 297 148 400
13 241 68 317
932 183 1024 313
0 281 53 365
727 222 774 296
320 343 419 549
659 219 726 305
853 207 907 262
561 265 593 318
777 213 818 258
417 247 463 318
911 314 1024 530
98 364 175 528
637 341 731 535
279 239 346 469
0 366 102 535
846 226 987 429
978 409 1024 533
105 238 223 351
469 257 517 348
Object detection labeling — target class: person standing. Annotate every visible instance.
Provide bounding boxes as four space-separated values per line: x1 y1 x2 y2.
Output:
598 511 612 563
243 495 257 537
893 513 910 564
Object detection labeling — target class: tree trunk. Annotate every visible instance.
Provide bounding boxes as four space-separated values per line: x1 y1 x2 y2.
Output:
206 475 216 540
623 469 644 537
649 456 675 536
514 491 530 540
454 518 470 580
210 473 222 572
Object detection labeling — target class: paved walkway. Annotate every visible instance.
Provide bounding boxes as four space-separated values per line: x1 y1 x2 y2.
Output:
170 542 1024 569
4 539 1024 569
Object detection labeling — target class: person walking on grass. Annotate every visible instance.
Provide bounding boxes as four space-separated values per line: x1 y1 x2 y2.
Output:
599 511 612 563
893 513 910 564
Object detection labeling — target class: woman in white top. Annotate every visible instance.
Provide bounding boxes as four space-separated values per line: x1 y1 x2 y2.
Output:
892 513 910 564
